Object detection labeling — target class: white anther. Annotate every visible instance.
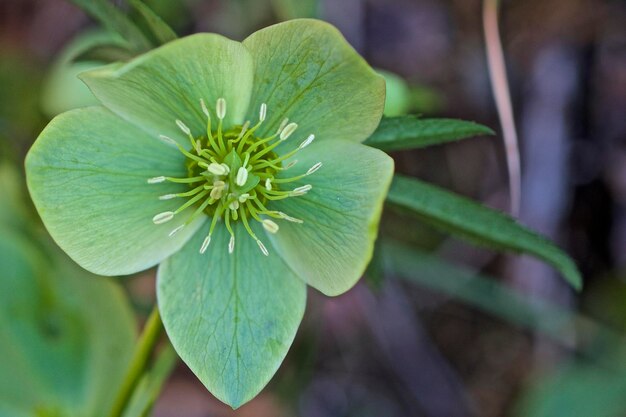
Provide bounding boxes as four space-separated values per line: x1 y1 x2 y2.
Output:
176 119 191 135
220 163 231 174
280 122 298 140
307 162 322 175
228 235 235 254
169 224 184 237
200 235 211 254
299 134 315 149
277 118 289 134
158 135 177 146
159 194 177 200
216 98 226 120
262 219 279 234
213 180 226 188
229 200 240 211
238 193 250 203
285 160 298 170
259 103 267 121
265 178 272 191
208 163 228 176
236 167 248 186
200 98 210 118
256 239 269 256
291 184 312 196
237 121 250 141
153 211 174 224
278 212 304 223
147 176 166 184
210 187 223 200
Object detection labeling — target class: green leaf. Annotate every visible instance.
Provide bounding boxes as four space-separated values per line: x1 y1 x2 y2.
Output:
270 140 394 296
515 360 626 417
81 34 253 146
25 107 204 276
242 19 385 150
0 227 136 416
42 30 128 117
157 221 306 408
386 174 582 290
128 0 178 45
68 0 152 52
364 116 494 151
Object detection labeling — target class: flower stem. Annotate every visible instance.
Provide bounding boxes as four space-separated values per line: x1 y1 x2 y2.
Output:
108 305 164 417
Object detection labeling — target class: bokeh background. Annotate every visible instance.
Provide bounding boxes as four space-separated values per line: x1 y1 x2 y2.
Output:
1 0 626 416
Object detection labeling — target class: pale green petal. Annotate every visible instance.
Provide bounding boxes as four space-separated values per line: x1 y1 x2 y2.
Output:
269 140 394 296
242 19 385 147
157 221 306 408
81 34 254 145
25 107 204 276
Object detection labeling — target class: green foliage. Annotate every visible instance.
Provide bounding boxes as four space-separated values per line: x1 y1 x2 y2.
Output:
386 175 582 290
0 166 137 417
68 0 152 52
128 0 178 45
365 115 494 151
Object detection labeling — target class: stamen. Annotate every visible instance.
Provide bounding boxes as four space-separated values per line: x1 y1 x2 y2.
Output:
278 211 303 223
291 184 312 196
236 167 248 186
200 98 210 118
153 211 174 224
229 200 240 210
256 239 269 256
159 194 177 200
210 186 224 200
159 135 177 146
299 134 315 149
169 224 185 237
200 235 211 254
238 193 250 203
176 119 191 136
208 163 228 176
147 176 166 184
228 235 235 254
277 118 289 134
265 178 272 191
280 122 298 140
262 219 279 234
216 98 226 120
307 162 322 175
259 103 267 122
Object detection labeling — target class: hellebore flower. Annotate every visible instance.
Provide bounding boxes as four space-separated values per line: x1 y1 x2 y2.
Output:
26 19 393 407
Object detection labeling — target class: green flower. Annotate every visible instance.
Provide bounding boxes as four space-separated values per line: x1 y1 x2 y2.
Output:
26 19 393 407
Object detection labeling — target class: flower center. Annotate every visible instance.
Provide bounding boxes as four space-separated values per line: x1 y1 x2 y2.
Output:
148 98 321 256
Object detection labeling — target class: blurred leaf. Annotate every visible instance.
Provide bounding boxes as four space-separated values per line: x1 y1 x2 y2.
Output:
68 0 152 52
382 239 581 341
386 175 582 290
364 115 494 151
0 227 137 417
128 0 178 45
515 359 626 417
378 70 412 117
42 31 128 117
122 345 178 417
271 0 319 19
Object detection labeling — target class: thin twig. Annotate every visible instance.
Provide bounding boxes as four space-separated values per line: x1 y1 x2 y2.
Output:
483 0 522 216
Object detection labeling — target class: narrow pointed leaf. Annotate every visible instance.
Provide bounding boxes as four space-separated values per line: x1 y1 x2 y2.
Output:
68 0 152 52
386 174 582 290
128 0 178 45
364 116 494 151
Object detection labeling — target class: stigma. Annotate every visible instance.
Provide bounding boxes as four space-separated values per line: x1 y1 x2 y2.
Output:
148 98 320 256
